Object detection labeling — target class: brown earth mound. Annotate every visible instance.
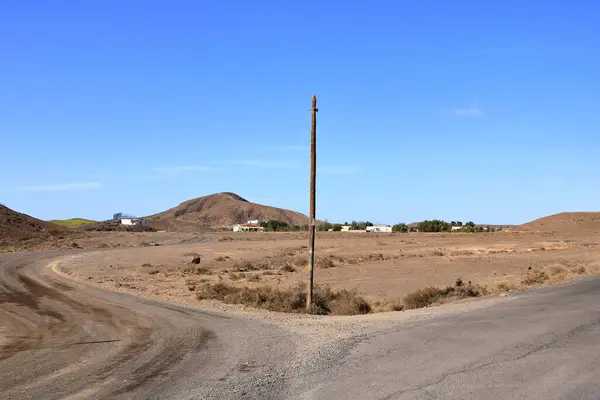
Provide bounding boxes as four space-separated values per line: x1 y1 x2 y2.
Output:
148 192 309 230
0 204 68 246
508 212 600 233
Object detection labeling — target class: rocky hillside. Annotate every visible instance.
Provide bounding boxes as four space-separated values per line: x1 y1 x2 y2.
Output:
148 192 310 230
0 204 67 246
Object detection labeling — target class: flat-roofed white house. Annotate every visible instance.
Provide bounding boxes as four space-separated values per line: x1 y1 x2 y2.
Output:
121 218 149 226
366 224 392 233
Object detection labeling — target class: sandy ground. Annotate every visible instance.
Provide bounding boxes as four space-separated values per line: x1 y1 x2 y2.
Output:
57 230 600 309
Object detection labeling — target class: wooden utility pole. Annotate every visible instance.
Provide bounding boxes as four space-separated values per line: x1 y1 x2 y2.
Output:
307 94 318 311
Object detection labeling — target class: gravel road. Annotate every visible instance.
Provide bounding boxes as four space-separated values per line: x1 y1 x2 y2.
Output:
2 252 600 399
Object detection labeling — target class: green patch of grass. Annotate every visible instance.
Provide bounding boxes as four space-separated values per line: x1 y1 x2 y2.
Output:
48 218 98 228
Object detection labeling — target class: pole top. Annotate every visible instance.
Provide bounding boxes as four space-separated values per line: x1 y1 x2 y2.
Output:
311 94 318 112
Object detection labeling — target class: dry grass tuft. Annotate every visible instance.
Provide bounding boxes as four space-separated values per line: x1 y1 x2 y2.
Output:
571 265 586 275
521 269 549 286
403 279 485 309
195 282 371 315
280 264 296 273
215 256 231 262
181 265 212 275
317 256 337 269
495 282 518 292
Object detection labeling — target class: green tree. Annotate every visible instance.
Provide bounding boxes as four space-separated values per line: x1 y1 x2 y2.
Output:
392 223 409 233
332 224 343 232
416 219 452 233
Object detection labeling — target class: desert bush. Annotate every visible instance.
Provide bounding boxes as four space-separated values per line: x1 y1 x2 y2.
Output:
280 264 296 273
330 289 371 315
571 265 586 274
431 250 445 257
181 265 212 275
317 256 336 269
495 282 518 292
219 236 234 242
195 282 371 315
215 256 230 262
247 274 261 282
233 260 270 271
521 269 549 286
148 269 160 275
403 279 484 309
228 272 242 281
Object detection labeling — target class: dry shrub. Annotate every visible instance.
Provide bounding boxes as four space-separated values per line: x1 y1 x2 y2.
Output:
571 265 586 275
247 274 261 282
495 282 518 292
215 256 231 262
228 272 241 281
431 250 445 257
219 236 234 242
196 282 371 315
330 289 371 315
148 269 160 275
142 263 153 267
233 260 270 271
375 298 404 312
403 279 484 310
450 249 475 256
280 264 296 273
521 269 549 286
317 256 336 269
181 265 212 275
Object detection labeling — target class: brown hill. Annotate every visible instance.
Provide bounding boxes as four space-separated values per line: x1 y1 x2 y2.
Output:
0 204 67 247
147 192 310 230
508 212 600 233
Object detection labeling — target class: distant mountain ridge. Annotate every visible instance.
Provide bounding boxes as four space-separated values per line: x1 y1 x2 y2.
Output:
148 192 310 230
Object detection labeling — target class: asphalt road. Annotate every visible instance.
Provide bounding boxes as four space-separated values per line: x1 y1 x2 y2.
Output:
2 252 600 399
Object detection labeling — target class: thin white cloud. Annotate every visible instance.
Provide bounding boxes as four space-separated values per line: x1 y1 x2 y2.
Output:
16 182 102 192
152 165 225 173
320 166 360 175
454 107 482 117
231 159 293 168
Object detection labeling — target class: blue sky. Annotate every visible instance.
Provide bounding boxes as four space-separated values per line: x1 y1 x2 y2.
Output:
1 1 598 225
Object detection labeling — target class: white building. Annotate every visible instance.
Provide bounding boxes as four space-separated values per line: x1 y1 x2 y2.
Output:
366 224 392 233
451 226 463 231
233 224 264 232
341 225 352 232
121 218 149 226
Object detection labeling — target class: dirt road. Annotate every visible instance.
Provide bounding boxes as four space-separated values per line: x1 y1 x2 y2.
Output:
2 252 600 399
0 252 295 399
